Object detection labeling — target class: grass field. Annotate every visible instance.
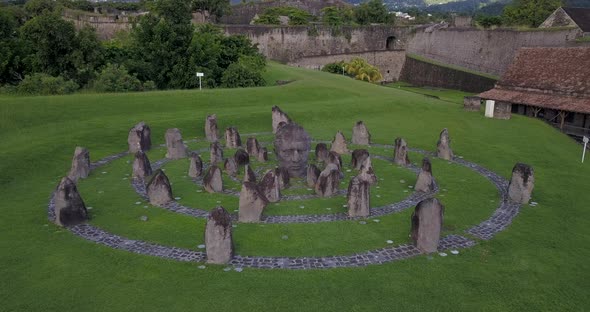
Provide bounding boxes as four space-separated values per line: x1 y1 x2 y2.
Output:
1 62 589 311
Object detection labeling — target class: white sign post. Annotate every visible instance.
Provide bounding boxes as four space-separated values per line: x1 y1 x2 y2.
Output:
196 72 204 91
583 136 589 163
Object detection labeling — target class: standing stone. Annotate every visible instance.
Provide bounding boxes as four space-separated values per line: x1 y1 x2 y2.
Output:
393 137 411 166
258 170 280 202
315 164 340 197
165 128 187 159
127 121 151 153
204 165 223 193
327 151 343 171
246 137 261 156
205 114 219 142
437 128 454 160
275 167 290 190
225 127 241 148
352 121 371 145
244 164 257 183
306 164 321 187
415 158 435 193
210 142 224 164
347 176 370 217
234 148 249 166
508 163 535 204
238 182 269 222
315 143 329 162
205 206 234 264
330 131 348 154
272 105 292 134
224 157 238 176
411 198 444 253
132 150 152 179
68 147 90 182
53 177 88 227
274 123 311 177
147 169 173 206
351 149 370 170
257 147 268 162
188 152 203 178
358 156 377 185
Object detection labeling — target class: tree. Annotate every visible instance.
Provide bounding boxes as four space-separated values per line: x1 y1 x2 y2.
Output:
0 9 22 84
354 0 392 25
475 15 503 28
503 0 564 27
193 0 230 21
321 6 354 26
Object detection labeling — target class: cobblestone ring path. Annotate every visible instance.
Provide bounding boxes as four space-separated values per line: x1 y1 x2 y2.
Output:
47 139 522 269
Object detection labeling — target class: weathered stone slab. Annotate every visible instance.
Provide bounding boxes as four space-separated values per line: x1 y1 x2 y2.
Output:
414 158 435 193
246 137 261 156
225 126 242 148
315 164 340 197
436 128 454 160
508 163 534 204
244 164 257 183
258 170 280 202
272 105 292 134
330 131 348 154
274 123 311 177
53 177 88 227
351 149 370 170
352 121 371 145
238 182 269 222
165 128 187 159
358 156 377 185
205 114 219 142
188 152 203 178
224 157 238 176
411 198 444 253
327 151 343 171
393 137 410 166
463 96 481 112
347 176 370 217
68 146 90 182
205 206 234 264
147 169 173 206
257 147 268 162
275 167 290 190
315 143 329 162
127 121 151 153
234 148 249 166
132 150 152 179
210 142 224 164
306 164 321 187
204 165 223 193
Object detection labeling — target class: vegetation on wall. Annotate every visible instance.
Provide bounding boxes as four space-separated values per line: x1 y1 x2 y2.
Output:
253 6 315 25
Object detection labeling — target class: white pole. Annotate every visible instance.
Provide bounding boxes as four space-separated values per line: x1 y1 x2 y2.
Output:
199 76 202 91
582 136 589 163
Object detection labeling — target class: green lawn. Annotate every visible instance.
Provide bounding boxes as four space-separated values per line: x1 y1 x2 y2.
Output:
1 62 589 311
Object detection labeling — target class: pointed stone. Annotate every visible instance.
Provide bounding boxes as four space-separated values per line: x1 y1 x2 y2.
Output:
508 163 534 204
315 143 329 162
415 158 435 193
246 137 261 156
347 176 370 217
351 149 370 170
330 131 348 154
127 121 151 153
393 137 410 166
225 126 241 148
358 156 377 185
53 177 88 227
68 147 90 182
238 182 269 222
327 151 343 171
165 128 187 159
306 164 321 187
188 152 203 178
272 105 292 134
132 150 152 179
204 165 223 193
205 114 219 142
224 157 238 176
411 198 444 253
257 147 268 162
234 148 249 166
352 121 371 145
315 164 340 197
275 167 290 190
258 170 280 203
210 142 224 164
205 206 234 264
274 123 311 177
147 169 173 206
244 164 257 183
437 128 454 160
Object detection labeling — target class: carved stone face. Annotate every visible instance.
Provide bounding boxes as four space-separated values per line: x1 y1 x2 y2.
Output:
273 123 311 177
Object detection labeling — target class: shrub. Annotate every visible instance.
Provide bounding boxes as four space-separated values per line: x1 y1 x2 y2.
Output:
92 64 142 92
254 6 314 25
221 62 265 88
16 73 79 95
476 15 503 28
322 62 346 75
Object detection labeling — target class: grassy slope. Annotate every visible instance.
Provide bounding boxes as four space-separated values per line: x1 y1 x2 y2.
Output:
1 63 589 311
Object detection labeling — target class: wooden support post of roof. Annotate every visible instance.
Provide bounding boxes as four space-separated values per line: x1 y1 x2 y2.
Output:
533 107 542 118
558 110 568 130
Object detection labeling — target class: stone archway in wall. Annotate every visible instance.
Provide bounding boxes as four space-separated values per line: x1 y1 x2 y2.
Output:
386 36 397 50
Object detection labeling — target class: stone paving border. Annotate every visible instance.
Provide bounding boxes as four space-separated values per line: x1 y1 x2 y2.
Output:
47 139 522 269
